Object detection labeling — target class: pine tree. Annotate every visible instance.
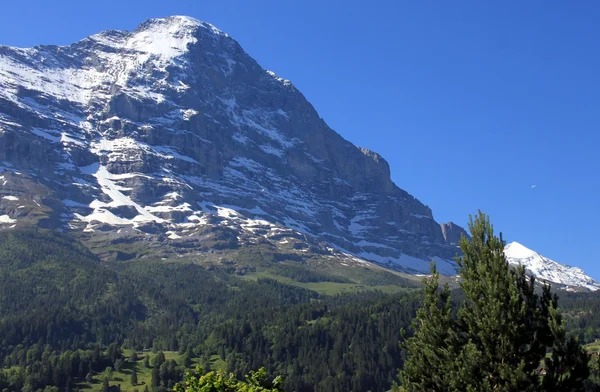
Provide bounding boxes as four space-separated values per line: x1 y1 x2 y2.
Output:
114 358 124 372
151 366 160 387
153 351 165 369
541 286 590 391
101 377 110 392
585 353 600 391
455 213 542 390
130 366 138 386
400 211 590 392
399 264 458 390
183 346 193 368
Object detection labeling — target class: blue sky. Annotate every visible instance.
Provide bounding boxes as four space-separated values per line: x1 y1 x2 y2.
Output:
1 1 599 277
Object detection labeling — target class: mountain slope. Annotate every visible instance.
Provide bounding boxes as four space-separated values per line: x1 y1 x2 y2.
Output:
0 15 461 275
504 241 599 291
0 228 421 392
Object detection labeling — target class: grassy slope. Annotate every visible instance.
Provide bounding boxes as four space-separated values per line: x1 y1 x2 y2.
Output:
241 270 413 295
76 350 223 392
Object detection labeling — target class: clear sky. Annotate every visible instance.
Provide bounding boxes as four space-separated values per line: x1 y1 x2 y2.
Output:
1 1 599 277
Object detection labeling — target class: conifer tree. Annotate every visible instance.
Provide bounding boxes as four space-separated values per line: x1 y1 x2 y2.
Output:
130 366 138 386
153 351 166 368
183 347 193 368
399 264 456 390
400 211 590 391
151 366 160 388
541 286 590 391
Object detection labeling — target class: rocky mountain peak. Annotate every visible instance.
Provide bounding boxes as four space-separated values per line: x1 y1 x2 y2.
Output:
0 16 471 276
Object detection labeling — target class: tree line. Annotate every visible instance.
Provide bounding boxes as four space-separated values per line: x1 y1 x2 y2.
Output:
1 222 600 391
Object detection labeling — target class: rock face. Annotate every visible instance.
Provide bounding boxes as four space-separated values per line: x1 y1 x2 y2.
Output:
441 222 468 246
0 16 464 274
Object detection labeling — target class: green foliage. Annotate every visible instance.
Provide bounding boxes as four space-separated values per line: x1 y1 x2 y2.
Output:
1 226 598 391
183 350 193 368
400 211 591 392
399 263 462 390
542 299 591 390
174 366 283 392
153 351 166 369
131 366 138 386
115 357 124 372
271 263 353 283
102 376 110 392
0 230 145 354
104 366 114 381
151 366 160 387
556 291 600 344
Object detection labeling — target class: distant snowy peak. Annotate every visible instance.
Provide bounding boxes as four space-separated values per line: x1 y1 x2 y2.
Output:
504 242 599 291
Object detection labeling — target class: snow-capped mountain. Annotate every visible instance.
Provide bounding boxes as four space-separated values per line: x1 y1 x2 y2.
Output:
0 16 462 274
1 16 593 287
504 242 599 291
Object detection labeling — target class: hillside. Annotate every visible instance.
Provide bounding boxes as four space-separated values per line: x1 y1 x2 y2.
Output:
0 229 425 391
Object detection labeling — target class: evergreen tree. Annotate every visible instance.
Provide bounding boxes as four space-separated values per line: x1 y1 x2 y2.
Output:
542 288 591 391
399 264 460 390
183 346 193 368
160 362 169 387
400 211 590 392
151 366 160 388
104 367 113 382
114 358 124 372
585 354 600 391
143 355 150 369
131 366 138 386
101 377 110 392
153 351 166 369
107 343 122 364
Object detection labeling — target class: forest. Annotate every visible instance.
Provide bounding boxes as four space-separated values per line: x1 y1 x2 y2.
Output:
1 229 600 391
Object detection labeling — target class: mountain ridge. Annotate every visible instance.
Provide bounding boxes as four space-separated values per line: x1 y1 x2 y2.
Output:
0 16 594 287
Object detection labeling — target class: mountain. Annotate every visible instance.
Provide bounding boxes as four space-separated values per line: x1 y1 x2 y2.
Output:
0 16 594 289
504 241 600 291
0 15 462 275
